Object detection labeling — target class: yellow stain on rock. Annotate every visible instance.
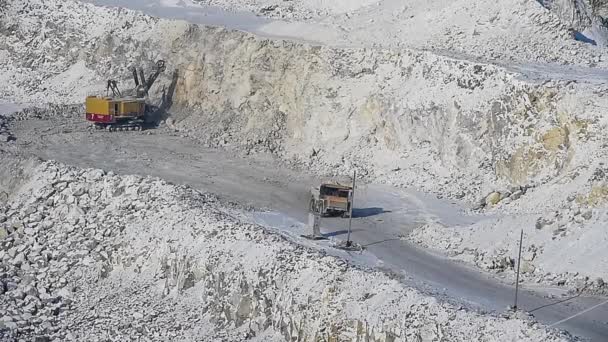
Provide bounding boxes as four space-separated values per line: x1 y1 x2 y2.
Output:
541 126 569 151
359 97 385 124
496 145 547 184
497 113 591 184
577 185 608 207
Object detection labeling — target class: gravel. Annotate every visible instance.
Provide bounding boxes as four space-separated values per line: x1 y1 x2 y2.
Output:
0 158 574 341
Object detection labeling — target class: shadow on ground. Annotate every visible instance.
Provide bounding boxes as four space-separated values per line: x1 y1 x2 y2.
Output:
352 207 391 218
322 229 364 238
144 69 179 129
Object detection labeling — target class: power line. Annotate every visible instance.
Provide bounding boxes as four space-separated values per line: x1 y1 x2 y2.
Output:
529 291 583 314
548 299 608 328
514 229 524 310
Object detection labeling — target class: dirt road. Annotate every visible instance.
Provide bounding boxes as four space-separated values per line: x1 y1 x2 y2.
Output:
7 117 608 341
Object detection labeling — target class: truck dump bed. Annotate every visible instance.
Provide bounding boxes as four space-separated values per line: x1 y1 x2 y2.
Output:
310 182 352 217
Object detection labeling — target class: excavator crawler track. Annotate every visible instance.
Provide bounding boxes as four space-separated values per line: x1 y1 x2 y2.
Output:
93 122 143 132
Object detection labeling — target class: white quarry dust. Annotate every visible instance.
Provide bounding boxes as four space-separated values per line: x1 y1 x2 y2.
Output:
192 0 381 18
2 0 608 340
0 157 572 341
179 0 608 66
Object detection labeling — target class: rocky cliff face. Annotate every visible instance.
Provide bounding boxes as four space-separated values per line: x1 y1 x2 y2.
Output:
159 24 608 204
3 1 608 339
4 0 608 209
3 0 608 204
540 0 608 45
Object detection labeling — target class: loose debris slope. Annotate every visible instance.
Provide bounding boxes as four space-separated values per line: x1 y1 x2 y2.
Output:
3 0 608 305
0 156 574 341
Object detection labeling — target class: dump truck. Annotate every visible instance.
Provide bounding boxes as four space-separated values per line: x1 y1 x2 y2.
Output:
310 182 353 218
85 60 166 131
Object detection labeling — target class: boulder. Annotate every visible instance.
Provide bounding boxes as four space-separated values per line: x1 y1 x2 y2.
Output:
70 184 87 197
510 190 523 200
595 277 605 288
535 217 553 230
24 285 38 297
522 251 536 262
485 192 501 207
582 210 593 220
12 252 25 266
573 278 588 291
29 213 43 223
0 316 17 330
521 261 536 274
542 127 568 151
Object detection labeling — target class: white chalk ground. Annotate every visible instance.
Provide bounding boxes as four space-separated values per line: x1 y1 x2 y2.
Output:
72 0 608 289
86 0 608 68
0 102 22 116
41 61 100 99
0 158 574 341
4 0 608 340
7 117 608 341
410 197 608 286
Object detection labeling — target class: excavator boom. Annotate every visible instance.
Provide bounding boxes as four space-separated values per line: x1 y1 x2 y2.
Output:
145 60 166 93
132 68 140 87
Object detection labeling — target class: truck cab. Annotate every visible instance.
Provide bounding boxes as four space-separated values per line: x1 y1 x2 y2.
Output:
310 183 353 218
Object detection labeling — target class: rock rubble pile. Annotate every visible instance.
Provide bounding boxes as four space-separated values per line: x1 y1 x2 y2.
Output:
0 116 12 143
0 159 574 341
9 105 82 122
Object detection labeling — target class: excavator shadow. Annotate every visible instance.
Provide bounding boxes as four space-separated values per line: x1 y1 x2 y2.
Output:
144 68 179 129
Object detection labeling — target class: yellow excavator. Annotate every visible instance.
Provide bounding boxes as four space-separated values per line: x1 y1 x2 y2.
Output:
85 60 166 131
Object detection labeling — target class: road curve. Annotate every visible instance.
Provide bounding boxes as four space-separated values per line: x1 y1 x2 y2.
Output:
7 119 608 341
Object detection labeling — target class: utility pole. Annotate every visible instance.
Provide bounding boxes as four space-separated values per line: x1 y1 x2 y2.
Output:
514 229 524 311
346 170 356 247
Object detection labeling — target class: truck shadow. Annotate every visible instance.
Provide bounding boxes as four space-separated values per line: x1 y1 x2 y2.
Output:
352 207 391 218
322 229 364 238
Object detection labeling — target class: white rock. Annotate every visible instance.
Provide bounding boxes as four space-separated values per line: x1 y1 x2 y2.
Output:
582 211 593 220
29 213 43 223
485 192 501 207
510 190 523 200
12 252 25 266
24 285 38 297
